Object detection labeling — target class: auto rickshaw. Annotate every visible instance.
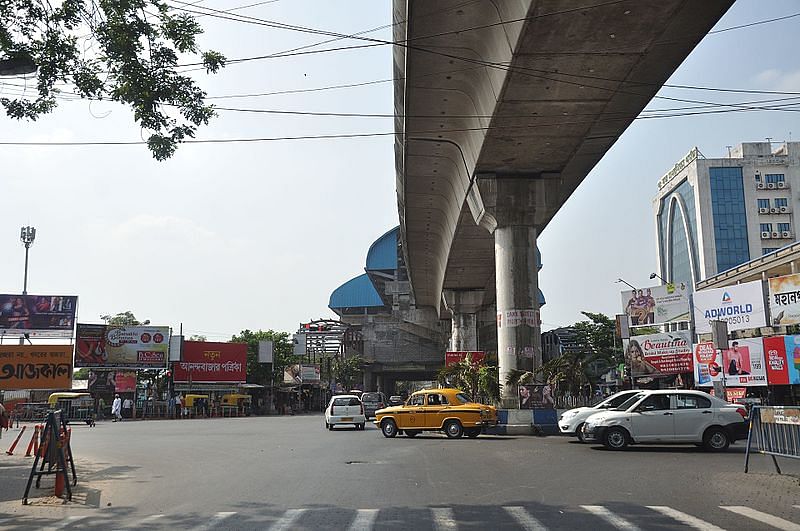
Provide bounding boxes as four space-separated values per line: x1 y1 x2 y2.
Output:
47 392 92 420
221 394 251 416
184 394 209 418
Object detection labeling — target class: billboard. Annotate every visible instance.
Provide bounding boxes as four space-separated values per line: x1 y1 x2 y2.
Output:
88 370 137 394
768 273 800 326
0 345 72 390
445 351 486 367
693 337 767 387
172 341 246 383
283 364 320 384
518 384 555 409
624 331 694 378
692 280 767 335
75 324 169 368
764 335 800 385
0 294 77 337
620 283 690 327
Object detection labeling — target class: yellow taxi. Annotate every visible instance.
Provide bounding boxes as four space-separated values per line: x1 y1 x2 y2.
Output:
374 388 497 438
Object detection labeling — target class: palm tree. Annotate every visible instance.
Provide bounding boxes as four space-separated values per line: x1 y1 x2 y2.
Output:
437 354 500 404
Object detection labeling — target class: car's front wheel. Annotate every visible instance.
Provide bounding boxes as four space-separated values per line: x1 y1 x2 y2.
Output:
703 427 730 451
603 427 629 450
381 418 398 438
444 420 463 438
575 423 586 442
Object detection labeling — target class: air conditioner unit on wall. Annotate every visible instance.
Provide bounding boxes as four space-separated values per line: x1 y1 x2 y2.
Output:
762 232 772 239
757 183 765 189
759 207 769 214
772 232 781 238
781 206 789 213
778 181 786 188
783 231 792 238
768 183 776 189
770 208 778 213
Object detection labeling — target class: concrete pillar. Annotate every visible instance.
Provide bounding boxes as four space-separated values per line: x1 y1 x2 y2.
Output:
473 174 554 406
442 289 485 352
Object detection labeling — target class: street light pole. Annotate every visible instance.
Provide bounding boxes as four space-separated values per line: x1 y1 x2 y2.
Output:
615 278 637 291
649 272 668 284
20 226 36 295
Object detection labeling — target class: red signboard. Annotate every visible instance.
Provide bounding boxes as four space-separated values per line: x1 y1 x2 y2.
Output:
763 336 790 385
172 341 246 383
445 351 486 367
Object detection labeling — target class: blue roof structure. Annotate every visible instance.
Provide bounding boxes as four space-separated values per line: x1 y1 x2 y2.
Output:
329 274 385 309
538 289 546 306
366 226 399 271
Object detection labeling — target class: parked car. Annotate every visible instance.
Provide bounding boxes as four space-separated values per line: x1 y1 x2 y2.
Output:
559 390 641 442
375 388 497 439
388 395 404 407
325 394 366 430
582 390 748 451
361 392 386 419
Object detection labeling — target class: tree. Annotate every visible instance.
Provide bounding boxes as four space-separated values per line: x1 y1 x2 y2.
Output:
100 311 143 325
229 329 297 386
437 355 500 404
0 1 225 160
329 355 364 391
187 334 206 342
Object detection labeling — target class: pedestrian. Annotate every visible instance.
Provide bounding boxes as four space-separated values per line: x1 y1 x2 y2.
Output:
122 396 133 419
168 394 176 419
98 397 106 420
112 394 122 422
0 400 8 439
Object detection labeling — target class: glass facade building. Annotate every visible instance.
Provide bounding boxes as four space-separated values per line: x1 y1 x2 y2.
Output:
657 179 699 286
709 167 750 273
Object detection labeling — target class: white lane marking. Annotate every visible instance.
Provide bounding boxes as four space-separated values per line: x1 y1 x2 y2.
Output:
349 508 379 531
580 506 642 531
42 515 88 530
504 506 547 531
270 508 307 531
432 507 457 531
111 514 166 530
646 506 726 531
195 511 236 531
721 506 800 531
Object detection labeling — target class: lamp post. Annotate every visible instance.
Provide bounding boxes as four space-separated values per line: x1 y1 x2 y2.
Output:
615 278 637 291
20 226 36 295
649 272 668 284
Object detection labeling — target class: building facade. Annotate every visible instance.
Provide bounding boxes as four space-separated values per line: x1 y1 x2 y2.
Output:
654 142 800 287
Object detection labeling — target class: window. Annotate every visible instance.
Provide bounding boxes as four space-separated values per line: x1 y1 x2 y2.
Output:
765 174 786 184
778 223 791 232
761 223 773 233
709 167 750 272
763 248 779 255
676 394 711 409
408 395 424 406
758 199 770 209
776 198 789 208
638 394 671 411
755 174 762 182
427 394 448 406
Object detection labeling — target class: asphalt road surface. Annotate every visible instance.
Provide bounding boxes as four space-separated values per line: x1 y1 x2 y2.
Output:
1 415 799 530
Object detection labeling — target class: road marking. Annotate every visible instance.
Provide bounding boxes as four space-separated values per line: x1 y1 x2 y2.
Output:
646 506 726 531
270 509 307 531
720 506 800 531
580 506 642 531
195 511 236 531
504 506 547 531
432 507 457 531
42 515 88 530
349 508 379 531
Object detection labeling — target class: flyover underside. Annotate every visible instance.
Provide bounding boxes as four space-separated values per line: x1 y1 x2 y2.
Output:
396 0 734 311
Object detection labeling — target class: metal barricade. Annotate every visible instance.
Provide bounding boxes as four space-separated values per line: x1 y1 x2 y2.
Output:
745 406 800 474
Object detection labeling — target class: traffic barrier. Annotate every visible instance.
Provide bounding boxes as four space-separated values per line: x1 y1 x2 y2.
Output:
23 411 77 504
5 425 27 455
24 425 40 457
745 406 800 474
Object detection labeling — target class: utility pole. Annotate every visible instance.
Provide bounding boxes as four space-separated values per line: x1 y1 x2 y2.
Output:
19 226 36 345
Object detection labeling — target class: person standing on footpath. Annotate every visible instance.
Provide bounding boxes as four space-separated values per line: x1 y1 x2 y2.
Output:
112 394 122 422
122 396 133 419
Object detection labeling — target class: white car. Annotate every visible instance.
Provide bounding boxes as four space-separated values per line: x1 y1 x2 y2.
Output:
582 390 749 451
559 390 640 442
325 394 366 431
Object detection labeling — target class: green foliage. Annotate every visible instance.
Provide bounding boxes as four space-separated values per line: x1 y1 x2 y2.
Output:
187 334 206 341
0 1 225 160
73 367 90 380
100 311 141 325
230 329 298 386
437 354 500 404
329 355 364 390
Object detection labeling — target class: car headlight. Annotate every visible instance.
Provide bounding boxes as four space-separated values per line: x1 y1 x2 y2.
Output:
560 410 577 420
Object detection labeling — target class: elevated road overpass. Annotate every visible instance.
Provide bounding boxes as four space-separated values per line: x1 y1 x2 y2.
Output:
394 0 734 401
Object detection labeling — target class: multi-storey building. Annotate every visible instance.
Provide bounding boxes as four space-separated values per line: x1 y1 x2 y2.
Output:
654 142 800 287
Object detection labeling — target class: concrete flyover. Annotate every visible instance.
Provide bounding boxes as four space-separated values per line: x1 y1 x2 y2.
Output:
393 0 734 402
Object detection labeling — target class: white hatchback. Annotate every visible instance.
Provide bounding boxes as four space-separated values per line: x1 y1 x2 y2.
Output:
559 390 640 441
325 394 366 431
582 390 748 451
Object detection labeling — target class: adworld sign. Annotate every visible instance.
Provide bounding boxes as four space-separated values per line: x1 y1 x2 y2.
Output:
692 280 767 334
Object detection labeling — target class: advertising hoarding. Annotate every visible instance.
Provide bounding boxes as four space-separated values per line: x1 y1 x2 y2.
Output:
624 332 694 377
768 273 800 326
283 364 320 384
692 280 767 334
0 294 77 337
172 341 246 383
88 370 137 393
75 324 169 368
518 384 555 409
620 283 690 327
693 337 767 387
765 335 800 385
301 364 320 382
0 345 72 390
445 351 486 367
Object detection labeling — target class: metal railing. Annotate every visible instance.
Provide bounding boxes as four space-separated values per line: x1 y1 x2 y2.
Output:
745 406 800 474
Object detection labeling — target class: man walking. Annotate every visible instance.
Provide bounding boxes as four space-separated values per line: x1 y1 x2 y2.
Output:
112 394 122 422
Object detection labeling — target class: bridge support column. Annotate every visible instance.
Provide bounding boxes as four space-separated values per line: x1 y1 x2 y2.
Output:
475 175 549 407
442 290 485 352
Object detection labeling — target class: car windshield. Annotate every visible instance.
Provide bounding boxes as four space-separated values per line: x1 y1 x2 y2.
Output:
361 393 381 402
454 393 471 404
612 392 647 411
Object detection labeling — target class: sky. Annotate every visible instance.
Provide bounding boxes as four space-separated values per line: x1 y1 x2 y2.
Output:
1 0 799 341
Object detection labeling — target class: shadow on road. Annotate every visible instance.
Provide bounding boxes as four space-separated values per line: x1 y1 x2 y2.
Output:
588 444 747 454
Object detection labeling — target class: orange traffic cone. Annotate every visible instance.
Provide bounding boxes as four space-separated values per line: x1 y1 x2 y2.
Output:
24 425 40 457
5 425 27 455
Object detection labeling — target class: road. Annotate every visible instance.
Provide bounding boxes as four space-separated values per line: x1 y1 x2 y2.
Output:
0 415 798 530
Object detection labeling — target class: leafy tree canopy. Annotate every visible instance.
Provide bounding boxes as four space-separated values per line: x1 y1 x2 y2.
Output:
230 329 297 386
100 310 144 325
437 354 500 404
0 0 225 160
